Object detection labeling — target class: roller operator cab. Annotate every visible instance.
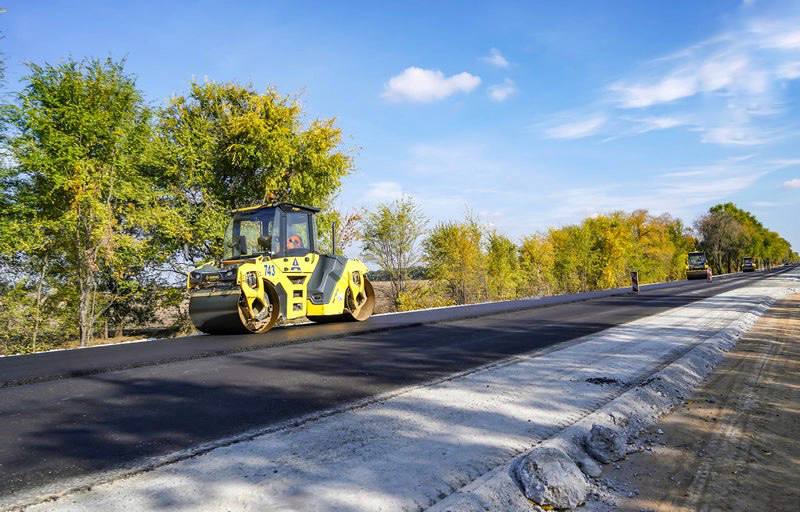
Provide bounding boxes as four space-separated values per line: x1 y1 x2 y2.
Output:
686 251 711 280
187 203 375 334
742 257 756 272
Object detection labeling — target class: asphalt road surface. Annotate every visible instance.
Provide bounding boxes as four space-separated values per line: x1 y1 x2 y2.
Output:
0 270 786 500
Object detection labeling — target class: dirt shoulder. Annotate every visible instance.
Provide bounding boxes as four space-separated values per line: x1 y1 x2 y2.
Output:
602 293 800 511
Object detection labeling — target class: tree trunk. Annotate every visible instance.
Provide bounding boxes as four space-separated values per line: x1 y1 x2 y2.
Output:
78 262 97 347
78 279 91 347
391 268 408 309
31 256 49 353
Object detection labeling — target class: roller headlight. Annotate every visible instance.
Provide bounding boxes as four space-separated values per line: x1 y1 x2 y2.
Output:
220 268 237 281
246 271 258 288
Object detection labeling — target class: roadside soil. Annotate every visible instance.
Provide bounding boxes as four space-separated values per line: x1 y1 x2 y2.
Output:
369 279 398 313
601 293 800 511
369 279 431 313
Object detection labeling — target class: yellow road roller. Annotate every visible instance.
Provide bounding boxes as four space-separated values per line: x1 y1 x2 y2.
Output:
686 251 710 280
188 203 375 334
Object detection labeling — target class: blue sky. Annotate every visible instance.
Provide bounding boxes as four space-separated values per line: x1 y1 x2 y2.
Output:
2 0 799 249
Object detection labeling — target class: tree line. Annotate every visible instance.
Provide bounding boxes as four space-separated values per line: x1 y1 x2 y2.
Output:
360 198 797 311
695 203 792 274
0 58 795 355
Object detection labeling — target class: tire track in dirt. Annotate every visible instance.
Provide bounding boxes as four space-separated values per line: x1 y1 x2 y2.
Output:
603 293 800 512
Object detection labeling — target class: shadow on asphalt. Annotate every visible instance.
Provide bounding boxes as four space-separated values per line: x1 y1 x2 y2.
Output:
0 314 749 498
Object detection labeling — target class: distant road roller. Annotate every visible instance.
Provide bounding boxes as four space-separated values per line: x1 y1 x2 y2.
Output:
686 251 711 280
188 203 375 334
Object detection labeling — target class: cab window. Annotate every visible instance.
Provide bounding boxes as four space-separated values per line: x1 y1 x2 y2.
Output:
223 208 278 259
238 220 263 256
688 254 705 266
286 211 312 255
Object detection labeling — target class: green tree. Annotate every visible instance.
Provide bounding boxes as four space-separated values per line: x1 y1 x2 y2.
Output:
518 234 556 296
424 215 485 304
153 81 353 264
665 217 696 280
548 224 596 293
3 58 171 346
551 210 696 290
707 202 793 269
696 209 747 273
626 211 688 284
361 197 427 307
317 208 365 256
0 282 38 354
486 232 519 300
585 212 633 289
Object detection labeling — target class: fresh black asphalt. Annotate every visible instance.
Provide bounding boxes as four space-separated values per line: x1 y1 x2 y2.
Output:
0 271 784 499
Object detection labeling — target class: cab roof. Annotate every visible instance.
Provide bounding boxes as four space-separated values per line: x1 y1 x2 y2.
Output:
232 202 320 214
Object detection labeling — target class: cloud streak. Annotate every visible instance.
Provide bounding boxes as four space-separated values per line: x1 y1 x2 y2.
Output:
544 14 800 146
546 161 765 223
545 116 606 139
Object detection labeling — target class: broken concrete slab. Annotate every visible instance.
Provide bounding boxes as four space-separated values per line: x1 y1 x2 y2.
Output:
585 424 627 464
514 445 589 509
576 456 602 478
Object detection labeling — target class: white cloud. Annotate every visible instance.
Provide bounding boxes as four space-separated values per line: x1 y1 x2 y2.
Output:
769 158 800 168
610 54 760 109
382 67 481 103
633 116 688 133
611 75 698 109
407 142 514 178
777 61 800 79
488 79 517 102
591 115 692 142
534 11 800 155
546 159 765 223
699 55 752 91
658 173 764 205
365 181 404 202
481 48 509 68
583 15 800 147
700 125 767 145
759 27 800 49
784 178 800 189
545 116 606 139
